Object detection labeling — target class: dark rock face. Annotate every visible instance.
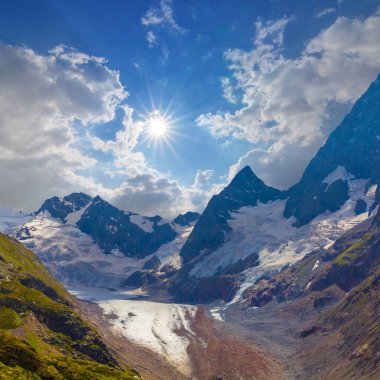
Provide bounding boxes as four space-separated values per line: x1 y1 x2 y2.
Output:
143 255 161 270
168 166 285 303
37 193 92 222
285 73 380 226
172 211 200 226
76 196 176 258
355 199 367 215
180 166 285 264
171 274 239 303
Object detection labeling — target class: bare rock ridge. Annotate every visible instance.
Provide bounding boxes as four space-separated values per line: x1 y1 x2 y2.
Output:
180 165 286 264
169 73 380 303
285 72 380 226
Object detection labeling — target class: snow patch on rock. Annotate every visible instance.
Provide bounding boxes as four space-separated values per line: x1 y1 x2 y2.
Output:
64 204 90 225
16 213 150 288
188 177 375 304
322 166 354 190
129 214 154 233
155 225 194 270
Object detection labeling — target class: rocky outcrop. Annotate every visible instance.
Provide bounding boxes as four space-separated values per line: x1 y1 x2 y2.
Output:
173 211 200 226
180 166 285 264
285 73 380 226
37 192 92 222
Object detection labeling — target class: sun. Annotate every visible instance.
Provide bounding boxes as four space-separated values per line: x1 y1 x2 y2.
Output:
147 110 168 138
140 107 183 156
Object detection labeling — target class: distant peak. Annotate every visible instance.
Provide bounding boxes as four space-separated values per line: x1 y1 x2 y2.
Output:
229 165 263 189
173 211 200 226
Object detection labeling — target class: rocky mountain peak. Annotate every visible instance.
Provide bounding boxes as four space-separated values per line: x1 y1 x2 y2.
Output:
227 165 263 190
37 192 92 221
178 164 285 271
285 73 380 227
173 211 200 226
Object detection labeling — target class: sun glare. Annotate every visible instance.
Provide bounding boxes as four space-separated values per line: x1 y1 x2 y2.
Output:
140 107 184 156
148 113 168 137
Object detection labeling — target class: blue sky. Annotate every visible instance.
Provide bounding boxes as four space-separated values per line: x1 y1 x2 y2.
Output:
0 0 380 217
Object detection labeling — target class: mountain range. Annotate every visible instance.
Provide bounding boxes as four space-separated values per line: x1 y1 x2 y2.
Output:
0 74 380 379
168 73 380 303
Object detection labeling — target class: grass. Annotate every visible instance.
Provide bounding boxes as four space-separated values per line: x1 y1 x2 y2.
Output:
0 307 22 329
334 229 375 266
0 330 139 380
0 234 142 379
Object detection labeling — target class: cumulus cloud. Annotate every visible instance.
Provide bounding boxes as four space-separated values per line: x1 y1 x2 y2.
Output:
221 77 238 104
0 43 220 217
112 172 185 218
198 11 380 188
110 168 218 219
0 43 126 211
194 169 214 188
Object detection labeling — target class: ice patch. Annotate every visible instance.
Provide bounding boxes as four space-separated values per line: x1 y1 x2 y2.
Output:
312 260 320 271
155 225 194 270
65 203 90 225
210 306 225 321
322 166 354 190
129 214 154 233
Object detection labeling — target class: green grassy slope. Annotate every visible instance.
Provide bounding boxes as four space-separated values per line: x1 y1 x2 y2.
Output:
0 233 140 380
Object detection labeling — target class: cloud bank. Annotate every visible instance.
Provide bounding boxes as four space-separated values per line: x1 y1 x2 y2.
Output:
198 10 380 188
0 43 211 218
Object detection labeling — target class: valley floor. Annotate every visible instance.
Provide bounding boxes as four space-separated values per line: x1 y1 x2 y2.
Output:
73 287 286 380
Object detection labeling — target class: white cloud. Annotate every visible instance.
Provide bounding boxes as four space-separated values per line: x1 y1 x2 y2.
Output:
147 31 157 47
112 173 185 218
0 43 219 218
254 17 293 47
198 11 380 189
141 0 186 33
194 169 214 188
316 8 335 18
0 43 127 211
221 77 238 104
111 168 218 218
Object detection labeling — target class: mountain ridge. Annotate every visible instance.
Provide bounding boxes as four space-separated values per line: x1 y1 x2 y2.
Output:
168 73 380 303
